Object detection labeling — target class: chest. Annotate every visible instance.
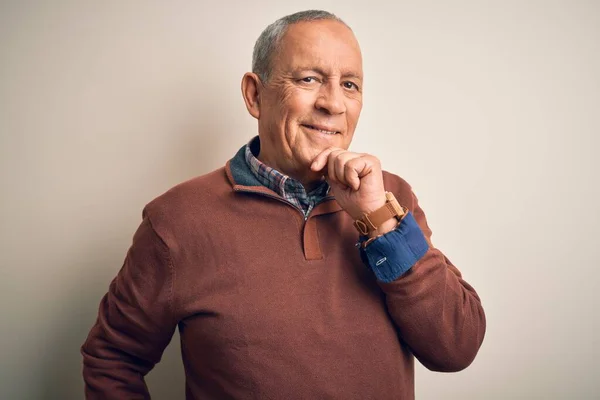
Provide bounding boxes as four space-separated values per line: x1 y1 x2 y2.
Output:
171 210 405 395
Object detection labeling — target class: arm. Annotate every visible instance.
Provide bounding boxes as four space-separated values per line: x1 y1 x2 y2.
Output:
81 214 178 399
309 147 485 371
360 191 486 371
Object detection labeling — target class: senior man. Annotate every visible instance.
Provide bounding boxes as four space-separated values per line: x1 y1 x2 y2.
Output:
82 10 486 399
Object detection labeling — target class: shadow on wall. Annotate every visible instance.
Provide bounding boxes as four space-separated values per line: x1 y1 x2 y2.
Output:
36 92 235 399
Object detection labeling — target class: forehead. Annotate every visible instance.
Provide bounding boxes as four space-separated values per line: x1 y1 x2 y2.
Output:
274 20 363 76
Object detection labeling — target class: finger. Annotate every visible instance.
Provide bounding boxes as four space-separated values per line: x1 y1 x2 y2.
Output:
345 157 367 191
327 149 346 183
335 152 361 188
310 147 338 172
356 155 378 179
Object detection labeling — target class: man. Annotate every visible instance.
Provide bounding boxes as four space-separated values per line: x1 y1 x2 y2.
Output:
82 10 485 399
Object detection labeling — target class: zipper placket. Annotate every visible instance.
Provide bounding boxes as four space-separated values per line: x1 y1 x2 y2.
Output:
233 187 306 222
233 187 335 222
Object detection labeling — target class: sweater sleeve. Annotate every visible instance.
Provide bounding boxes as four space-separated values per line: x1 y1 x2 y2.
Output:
359 190 486 372
81 214 178 399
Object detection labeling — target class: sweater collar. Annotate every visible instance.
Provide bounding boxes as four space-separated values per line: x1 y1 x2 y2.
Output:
244 137 329 213
225 138 343 217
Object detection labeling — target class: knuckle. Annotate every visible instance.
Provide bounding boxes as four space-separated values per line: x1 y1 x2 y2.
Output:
366 154 380 165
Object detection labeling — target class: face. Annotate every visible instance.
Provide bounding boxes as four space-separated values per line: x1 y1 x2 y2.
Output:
255 20 363 184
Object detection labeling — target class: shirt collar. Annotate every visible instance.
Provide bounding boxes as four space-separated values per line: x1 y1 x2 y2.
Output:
243 136 330 204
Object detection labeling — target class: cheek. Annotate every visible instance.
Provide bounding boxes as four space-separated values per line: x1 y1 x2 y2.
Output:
347 100 362 128
277 84 297 106
283 89 317 118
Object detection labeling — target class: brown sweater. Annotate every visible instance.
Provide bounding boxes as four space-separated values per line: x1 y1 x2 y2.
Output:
81 145 486 399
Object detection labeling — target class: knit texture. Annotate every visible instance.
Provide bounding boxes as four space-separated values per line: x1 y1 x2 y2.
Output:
81 143 486 399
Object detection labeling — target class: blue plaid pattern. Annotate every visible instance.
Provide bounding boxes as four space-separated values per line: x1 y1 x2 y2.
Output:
244 138 330 217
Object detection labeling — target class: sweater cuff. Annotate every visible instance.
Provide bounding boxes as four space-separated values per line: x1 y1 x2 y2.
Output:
358 212 429 283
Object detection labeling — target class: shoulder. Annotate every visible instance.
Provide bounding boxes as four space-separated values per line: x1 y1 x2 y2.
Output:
141 167 231 240
147 167 229 209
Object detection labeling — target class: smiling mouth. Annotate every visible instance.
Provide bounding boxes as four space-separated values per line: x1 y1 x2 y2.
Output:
302 124 340 135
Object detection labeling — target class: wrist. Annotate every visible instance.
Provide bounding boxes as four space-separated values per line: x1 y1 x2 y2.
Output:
351 194 387 220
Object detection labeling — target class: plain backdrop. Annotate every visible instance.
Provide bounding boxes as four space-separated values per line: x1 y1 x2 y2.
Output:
1 1 598 399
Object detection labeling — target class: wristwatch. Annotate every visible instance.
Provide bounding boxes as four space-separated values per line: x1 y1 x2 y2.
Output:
353 192 407 236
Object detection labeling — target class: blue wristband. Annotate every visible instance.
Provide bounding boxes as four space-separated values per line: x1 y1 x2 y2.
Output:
358 212 429 283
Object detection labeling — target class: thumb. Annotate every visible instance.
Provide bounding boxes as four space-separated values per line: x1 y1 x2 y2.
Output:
310 148 336 171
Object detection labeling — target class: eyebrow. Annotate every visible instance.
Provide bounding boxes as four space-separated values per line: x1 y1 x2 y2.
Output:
295 67 363 81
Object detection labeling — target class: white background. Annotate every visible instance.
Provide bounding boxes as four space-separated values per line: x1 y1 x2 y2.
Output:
1 1 598 398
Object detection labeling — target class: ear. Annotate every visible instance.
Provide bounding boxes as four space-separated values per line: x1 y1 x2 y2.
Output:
241 72 262 119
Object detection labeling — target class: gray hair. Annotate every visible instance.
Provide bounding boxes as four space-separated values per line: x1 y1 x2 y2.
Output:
252 10 348 83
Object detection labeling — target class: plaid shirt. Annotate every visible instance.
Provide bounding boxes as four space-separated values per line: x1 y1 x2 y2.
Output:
244 138 330 218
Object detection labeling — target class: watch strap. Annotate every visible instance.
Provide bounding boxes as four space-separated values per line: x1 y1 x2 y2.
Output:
353 192 406 236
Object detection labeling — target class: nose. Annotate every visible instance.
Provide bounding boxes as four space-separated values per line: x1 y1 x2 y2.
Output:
315 82 346 115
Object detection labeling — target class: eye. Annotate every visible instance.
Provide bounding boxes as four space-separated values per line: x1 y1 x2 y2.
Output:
343 81 359 91
299 76 320 84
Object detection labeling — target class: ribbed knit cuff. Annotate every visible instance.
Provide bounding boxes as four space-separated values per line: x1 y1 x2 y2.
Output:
358 212 429 283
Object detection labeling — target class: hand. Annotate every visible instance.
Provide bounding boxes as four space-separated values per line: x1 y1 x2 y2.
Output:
310 147 387 220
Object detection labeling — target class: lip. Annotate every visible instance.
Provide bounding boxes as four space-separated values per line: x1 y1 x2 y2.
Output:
301 124 341 134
